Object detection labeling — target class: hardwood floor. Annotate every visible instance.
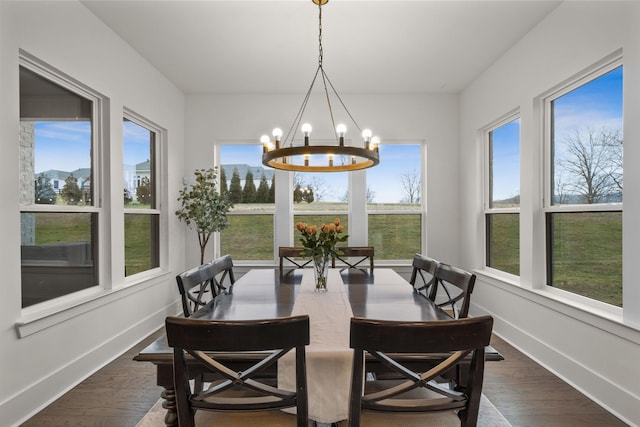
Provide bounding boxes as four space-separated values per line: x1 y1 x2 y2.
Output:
21 329 627 427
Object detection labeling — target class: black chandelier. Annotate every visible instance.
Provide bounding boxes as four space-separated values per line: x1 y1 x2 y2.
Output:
261 0 380 173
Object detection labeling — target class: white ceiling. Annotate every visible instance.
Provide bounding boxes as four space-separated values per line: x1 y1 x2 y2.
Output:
82 0 561 94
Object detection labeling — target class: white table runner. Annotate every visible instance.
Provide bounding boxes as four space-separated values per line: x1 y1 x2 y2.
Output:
278 268 354 423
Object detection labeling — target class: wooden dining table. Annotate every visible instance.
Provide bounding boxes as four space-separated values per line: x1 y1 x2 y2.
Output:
134 267 502 426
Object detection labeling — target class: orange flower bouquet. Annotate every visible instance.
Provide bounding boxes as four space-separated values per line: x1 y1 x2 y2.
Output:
295 218 348 292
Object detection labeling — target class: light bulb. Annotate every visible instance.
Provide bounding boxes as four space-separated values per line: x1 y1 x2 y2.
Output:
272 128 283 140
336 124 347 136
371 136 381 152
260 135 270 144
301 123 312 136
362 129 372 141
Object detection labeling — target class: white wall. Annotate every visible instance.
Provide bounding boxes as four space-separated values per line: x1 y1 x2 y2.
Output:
185 92 461 267
460 2 640 424
0 2 186 426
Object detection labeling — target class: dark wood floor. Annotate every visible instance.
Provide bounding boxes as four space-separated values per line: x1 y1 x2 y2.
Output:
21 329 627 427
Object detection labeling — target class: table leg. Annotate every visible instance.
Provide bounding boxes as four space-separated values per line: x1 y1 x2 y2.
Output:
160 386 178 427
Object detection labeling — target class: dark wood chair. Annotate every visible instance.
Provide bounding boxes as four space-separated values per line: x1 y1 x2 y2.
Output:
431 263 476 319
175 261 219 318
165 315 310 427
279 246 312 271
409 253 439 298
210 254 235 294
348 315 494 427
332 246 375 270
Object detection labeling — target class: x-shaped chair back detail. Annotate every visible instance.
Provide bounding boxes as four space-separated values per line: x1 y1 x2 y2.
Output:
409 254 439 298
211 254 236 294
431 263 476 319
166 315 310 427
175 261 219 318
348 315 493 427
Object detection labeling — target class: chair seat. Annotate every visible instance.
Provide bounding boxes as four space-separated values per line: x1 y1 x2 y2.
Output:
363 379 466 412
195 409 313 427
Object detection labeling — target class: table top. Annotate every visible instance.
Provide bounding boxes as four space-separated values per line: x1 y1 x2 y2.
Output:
136 268 490 360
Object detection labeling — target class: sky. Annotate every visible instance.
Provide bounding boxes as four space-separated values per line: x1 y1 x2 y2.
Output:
491 66 622 202
31 67 622 203
33 119 151 175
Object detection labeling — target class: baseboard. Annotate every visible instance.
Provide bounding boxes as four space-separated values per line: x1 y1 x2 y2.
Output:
472 303 638 427
2 300 181 427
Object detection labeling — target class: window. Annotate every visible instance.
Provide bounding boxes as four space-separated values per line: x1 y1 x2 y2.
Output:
366 143 423 260
219 144 275 260
123 113 161 276
545 59 623 307
485 116 520 275
19 61 100 308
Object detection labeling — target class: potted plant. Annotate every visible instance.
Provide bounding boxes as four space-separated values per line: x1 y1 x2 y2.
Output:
176 167 233 264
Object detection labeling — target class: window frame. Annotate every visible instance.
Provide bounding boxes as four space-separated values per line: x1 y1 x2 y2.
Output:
541 53 623 309
365 141 426 263
482 111 521 277
217 142 276 264
122 108 165 279
19 52 106 308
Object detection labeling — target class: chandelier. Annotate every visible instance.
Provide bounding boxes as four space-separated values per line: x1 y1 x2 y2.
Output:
261 0 380 173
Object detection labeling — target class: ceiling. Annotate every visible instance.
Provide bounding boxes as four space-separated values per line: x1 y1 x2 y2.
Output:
82 0 561 94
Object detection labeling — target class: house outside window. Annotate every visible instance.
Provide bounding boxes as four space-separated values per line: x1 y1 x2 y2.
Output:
123 113 161 276
19 59 101 308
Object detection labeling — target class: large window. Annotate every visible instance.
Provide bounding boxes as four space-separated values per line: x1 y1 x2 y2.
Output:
19 61 100 307
219 144 275 260
123 113 160 276
366 143 423 260
485 116 520 275
545 59 623 307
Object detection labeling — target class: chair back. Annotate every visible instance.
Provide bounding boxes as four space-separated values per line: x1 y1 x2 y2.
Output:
409 254 439 298
278 246 312 271
348 315 493 427
175 261 218 317
166 315 310 427
431 263 476 318
332 246 375 270
211 254 236 294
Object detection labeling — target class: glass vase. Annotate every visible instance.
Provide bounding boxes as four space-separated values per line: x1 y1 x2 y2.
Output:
313 254 329 293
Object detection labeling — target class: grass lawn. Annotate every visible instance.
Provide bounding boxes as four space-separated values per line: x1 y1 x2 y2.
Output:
28 207 623 306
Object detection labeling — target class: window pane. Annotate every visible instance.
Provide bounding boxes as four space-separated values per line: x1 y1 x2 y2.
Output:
220 215 274 260
124 119 155 208
20 212 98 307
551 66 623 205
293 172 348 211
489 119 520 207
219 145 274 260
125 213 159 276
367 144 421 210
547 212 622 307
20 66 93 207
220 145 275 210
368 214 420 260
486 213 519 275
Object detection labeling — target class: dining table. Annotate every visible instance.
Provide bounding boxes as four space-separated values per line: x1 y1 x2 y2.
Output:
134 267 502 426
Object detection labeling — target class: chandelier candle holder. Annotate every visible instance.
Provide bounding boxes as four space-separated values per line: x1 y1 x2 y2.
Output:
261 0 381 173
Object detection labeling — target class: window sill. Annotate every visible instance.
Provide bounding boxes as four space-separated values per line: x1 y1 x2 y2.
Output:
15 270 171 338
474 269 639 344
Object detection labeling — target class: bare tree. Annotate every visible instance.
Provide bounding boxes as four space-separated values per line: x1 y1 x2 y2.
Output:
341 187 376 203
560 128 621 204
400 169 421 204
